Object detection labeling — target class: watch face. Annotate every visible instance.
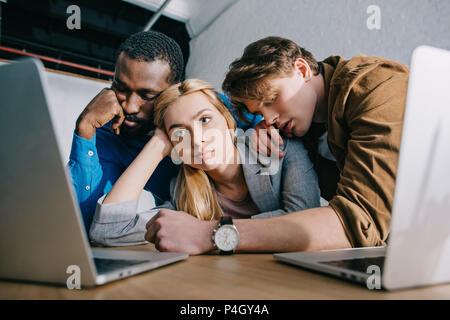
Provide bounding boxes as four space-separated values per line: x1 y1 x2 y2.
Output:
215 225 239 251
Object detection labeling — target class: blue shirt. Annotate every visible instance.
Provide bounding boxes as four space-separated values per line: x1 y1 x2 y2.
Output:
68 93 262 232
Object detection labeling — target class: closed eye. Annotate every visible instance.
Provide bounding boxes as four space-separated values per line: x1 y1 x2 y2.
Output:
262 93 278 107
139 91 161 102
142 94 158 101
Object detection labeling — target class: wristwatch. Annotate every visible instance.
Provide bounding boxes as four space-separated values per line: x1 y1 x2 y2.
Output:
212 216 239 255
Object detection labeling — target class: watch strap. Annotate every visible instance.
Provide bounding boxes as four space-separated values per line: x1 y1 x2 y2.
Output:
220 216 233 226
219 249 233 255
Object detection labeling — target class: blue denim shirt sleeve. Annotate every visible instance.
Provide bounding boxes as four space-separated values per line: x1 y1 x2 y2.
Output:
68 131 122 232
218 92 263 130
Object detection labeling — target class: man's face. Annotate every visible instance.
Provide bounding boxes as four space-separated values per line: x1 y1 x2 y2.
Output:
112 52 172 139
240 61 318 138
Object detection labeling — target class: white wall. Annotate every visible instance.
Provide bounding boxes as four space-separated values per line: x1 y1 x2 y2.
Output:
186 0 450 89
45 71 109 161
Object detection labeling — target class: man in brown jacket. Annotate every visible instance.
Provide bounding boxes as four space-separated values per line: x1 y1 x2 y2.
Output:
220 36 409 250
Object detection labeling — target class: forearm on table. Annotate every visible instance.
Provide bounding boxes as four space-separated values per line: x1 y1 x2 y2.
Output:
234 206 352 253
103 139 165 204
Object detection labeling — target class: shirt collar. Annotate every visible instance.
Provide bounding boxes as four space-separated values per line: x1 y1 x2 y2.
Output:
319 55 343 98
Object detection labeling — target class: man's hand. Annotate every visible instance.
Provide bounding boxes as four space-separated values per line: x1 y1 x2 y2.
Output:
75 88 125 140
145 209 217 255
251 120 284 158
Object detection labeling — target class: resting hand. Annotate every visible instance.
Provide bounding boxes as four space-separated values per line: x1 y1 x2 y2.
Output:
251 121 284 158
149 128 173 159
76 88 125 139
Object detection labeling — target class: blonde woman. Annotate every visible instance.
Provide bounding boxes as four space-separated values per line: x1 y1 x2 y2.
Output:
89 79 320 254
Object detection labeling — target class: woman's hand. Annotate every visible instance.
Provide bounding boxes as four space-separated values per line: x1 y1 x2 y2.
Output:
103 128 173 205
146 128 173 159
145 209 217 255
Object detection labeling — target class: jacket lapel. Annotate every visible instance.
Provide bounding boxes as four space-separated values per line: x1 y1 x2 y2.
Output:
236 137 280 213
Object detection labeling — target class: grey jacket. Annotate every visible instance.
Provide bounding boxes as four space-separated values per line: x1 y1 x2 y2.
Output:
89 136 320 246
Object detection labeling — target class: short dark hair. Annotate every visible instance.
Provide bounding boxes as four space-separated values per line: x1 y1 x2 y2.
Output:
117 31 184 84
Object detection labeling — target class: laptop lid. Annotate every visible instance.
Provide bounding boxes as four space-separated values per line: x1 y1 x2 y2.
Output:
0 58 97 286
383 46 450 290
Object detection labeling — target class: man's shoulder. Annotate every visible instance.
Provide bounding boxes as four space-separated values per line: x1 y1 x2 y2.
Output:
329 55 409 118
332 54 409 90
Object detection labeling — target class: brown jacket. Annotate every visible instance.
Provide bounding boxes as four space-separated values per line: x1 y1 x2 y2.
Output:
305 55 409 247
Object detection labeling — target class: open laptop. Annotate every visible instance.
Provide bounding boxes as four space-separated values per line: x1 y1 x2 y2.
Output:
274 45 450 290
0 58 188 287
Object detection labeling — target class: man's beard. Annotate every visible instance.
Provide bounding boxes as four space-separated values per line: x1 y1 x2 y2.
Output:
119 115 154 139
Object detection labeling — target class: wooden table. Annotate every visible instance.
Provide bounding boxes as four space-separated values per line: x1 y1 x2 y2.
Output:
1 244 450 299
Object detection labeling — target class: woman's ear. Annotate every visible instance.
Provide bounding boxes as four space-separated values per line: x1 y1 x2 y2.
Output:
294 58 312 81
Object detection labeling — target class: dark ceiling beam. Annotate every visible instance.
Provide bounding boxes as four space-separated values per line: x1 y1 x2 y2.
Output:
143 0 171 31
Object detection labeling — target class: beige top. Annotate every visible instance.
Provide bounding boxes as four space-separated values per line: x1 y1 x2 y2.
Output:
215 190 260 219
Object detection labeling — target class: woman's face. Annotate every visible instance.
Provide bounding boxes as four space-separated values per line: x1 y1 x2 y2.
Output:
163 92 236 171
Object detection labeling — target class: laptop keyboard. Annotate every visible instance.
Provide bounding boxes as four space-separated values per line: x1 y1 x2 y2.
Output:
94 258 151 274
319 256 385 273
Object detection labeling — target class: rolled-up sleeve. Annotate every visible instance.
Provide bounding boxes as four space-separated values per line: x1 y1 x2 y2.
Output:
329 72 408 247
68 130 124 232
68 132 102 226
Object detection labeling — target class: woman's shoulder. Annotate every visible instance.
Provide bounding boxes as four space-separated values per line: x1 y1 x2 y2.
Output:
280 137 314 171
282 137 307 155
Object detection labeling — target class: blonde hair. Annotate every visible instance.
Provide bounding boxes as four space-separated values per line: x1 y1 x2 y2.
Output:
153 79 237 221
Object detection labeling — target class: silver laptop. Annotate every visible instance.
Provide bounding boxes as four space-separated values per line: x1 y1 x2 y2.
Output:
0 58 188 287
274 45 450 290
